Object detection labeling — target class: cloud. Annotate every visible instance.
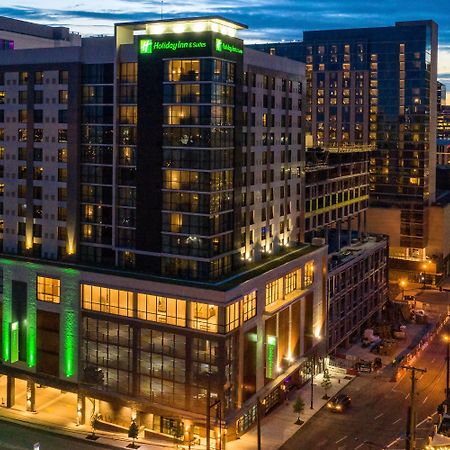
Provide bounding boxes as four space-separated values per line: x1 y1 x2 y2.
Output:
1 0 450 90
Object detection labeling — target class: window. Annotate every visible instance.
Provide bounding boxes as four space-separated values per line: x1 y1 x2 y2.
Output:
137 294 186 326
18 128 27 142
59 70 69 84
59 90 68 104
34 129 43 142
19 72 28 85
226 301 240 332
58 148 68 162
34 109 43 123
18 110 27 123
35 71 44 85
37 276 60 303
266 279 282 306
285 270 298 295
82 284 133 317
34 90 43 104
242 291 257 321
167 60 200 82
304 261 314 287
19 91 27 104
189 302 218 333
58 129 68 143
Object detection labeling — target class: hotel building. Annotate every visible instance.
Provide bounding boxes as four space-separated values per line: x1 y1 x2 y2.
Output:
0 15 327 445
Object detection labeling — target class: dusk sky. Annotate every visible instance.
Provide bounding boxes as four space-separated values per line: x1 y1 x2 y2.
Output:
1 0 449 99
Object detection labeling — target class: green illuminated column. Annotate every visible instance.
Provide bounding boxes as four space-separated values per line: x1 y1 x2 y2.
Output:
26 269 37 368
61 270 79 380
1 260 14 362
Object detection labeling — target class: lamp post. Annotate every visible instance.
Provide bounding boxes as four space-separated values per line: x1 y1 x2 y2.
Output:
310 352 316 410
400 280 407 301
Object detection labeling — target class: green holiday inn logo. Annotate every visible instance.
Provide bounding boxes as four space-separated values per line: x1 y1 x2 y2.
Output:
140 39 153 54
215 38 243 55
140 38 207 54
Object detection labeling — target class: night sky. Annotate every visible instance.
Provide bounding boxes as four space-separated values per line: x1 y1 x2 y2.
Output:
1 0 449 98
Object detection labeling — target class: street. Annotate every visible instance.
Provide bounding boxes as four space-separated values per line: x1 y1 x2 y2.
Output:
280 328 448 450
0 420 110 450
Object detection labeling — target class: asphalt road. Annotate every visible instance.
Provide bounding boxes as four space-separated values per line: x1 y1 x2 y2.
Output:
0 420 111 450
280 329 449 450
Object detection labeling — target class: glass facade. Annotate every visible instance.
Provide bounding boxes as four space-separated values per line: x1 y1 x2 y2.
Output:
161 57 237 280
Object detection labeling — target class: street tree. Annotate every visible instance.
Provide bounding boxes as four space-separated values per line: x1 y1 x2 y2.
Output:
321 368 332 399
293 396 305 425
128 420 139 448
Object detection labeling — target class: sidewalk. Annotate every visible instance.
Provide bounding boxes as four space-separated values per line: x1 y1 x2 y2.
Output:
227 369 355 450
0 369 355 450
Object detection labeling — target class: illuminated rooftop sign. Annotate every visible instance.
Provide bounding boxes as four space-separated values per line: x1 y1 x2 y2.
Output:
140 38 207 54
215 38 243 54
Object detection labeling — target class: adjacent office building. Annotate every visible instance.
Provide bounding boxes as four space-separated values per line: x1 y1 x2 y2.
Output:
253 21 440 280
0 15 328 445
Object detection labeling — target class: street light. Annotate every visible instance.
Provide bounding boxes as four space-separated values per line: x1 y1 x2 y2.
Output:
400 280 407 301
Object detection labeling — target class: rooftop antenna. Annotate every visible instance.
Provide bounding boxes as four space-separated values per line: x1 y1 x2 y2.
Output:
161 1 164 20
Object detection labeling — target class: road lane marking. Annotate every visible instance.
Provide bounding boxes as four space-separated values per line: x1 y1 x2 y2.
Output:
355 444 364 449
386 437 401 448
405 393 410 399
393 418 402 424
417 412 436 427
422 396 428 404
374 413 384 420
336 436 348 444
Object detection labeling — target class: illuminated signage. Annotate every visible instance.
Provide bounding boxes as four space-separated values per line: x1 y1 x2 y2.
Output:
266 335 277 379
140 38 207 54
216 38 243 54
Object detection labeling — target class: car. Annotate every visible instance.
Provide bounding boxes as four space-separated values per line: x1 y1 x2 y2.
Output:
404 295 416 302
327 394 352 412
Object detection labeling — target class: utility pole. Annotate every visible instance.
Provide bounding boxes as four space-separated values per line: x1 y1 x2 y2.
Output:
256 396 262 450
401 365 426 450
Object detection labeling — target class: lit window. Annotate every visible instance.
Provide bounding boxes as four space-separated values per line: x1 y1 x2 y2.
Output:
285 270 299 295
304 261 314 287
81 284 133 317
242 291 257 321
226 301 240 332
190 302 218 333
37 276 60 303
137 294 186 326
266 278 282 306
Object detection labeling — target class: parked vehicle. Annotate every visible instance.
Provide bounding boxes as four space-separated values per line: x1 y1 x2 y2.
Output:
327 394 352 412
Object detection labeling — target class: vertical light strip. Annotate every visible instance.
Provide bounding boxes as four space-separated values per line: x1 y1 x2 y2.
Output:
63 269 79 379
1 260 14 362
26 269 37 368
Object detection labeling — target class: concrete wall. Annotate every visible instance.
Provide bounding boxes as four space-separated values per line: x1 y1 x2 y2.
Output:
367 207 401 247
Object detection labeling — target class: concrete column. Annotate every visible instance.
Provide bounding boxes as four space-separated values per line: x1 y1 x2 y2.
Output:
6 376 15 408
336 221 341 252
324 226 329 244
357 212 362 240
26 380 35 412
347 217 352 246
237 323 245 408
77 393 86 426
363 210 367 236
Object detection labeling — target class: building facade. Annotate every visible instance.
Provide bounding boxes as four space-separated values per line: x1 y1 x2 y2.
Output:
252 21 439 280
0 15 328 446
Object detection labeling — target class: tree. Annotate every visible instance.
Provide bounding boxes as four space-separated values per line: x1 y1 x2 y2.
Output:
128 420 139 448
321 369 332 399
293 396 305 425
90 413 99 439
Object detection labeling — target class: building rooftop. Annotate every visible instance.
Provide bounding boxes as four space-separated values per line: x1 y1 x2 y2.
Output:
328 235 388 272
0 243 322 292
